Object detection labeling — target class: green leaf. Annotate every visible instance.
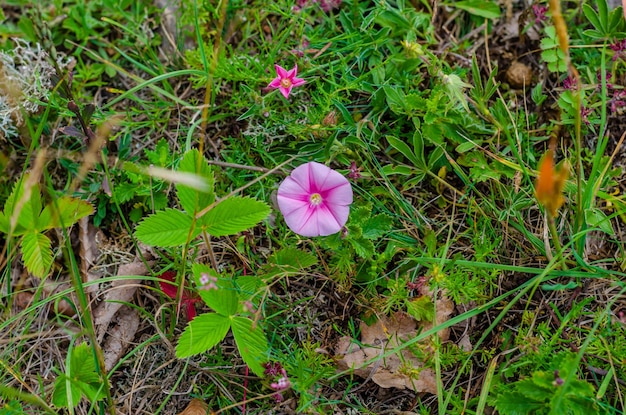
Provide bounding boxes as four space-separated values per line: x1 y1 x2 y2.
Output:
135 208 199 247
383 85 408 115
52 374 82 408
70 344 100 384
39 197 94 230
113 182 137 203
0 211 8 234
200 196 270 237
405 296 434 321
193 264 238 316
584 208 614 235
2 174 40 233
582 4 603 33
176 149 215 215
362 214 392 240
454 0 501 19
176 313 231 358
21 231 52 278
350 236 375 258
144 138 171 167
231 316 269 377
517 376 552 401
494 391 543 415
51 344 105 409
387 135 423 168
268 247 318 269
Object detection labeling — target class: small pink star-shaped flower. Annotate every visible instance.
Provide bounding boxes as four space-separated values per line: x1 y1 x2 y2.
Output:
268 64 305 99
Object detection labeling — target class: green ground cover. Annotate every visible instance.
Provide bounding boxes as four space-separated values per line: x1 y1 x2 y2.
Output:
1 0 626 414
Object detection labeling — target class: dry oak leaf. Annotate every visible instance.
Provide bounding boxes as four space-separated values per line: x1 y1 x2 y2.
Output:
177 399 209 415
102 305 140 371
336 295 454 394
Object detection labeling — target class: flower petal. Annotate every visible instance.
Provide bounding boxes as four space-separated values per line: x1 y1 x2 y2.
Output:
279 85 293 98
286 64 298 78
291 77 306 87
281 202 316 235
296 204 346 237
268 77 282 88
275 65 288 78
277 175 309 199
277 161 353 237
286 162 317 192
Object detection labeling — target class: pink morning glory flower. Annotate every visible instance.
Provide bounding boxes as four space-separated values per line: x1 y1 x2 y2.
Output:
268 64 305 99
277 161 353 237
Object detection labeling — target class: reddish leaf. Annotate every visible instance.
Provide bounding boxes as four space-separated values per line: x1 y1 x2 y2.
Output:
158 271 201 321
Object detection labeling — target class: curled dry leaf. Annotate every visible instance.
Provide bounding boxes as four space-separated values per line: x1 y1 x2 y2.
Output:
94 260 150 342
102 305 140 371
79 217 105 294
335 294 454 394
177 398 209 415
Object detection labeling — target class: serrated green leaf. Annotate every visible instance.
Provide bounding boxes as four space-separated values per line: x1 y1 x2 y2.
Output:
362 214 392 240
52 374 81 408
494 391 543 415
193 264 238 316
0 211 8 234
518 375 552 401
2 174 40 233
231 316 269 377
269 247 318 269
454 0 501 19
350 236 375 258
21 231 52 278
176 150 215 215
405 296 434 321
144 138 171 166
113 182 137 203
235 275 265 301
70 344 100 384
176 313 231 358
135 208 199 247
40 197 93 230
200 196 270 237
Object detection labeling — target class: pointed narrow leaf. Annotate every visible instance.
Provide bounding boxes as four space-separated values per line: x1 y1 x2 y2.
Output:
135 208 199 247
200 196 270 237
21 231 52 278
454 0 501 19
176 150 215 215
386 135 422 168
176 313 231 358
231 316 269 377
582 4 602 33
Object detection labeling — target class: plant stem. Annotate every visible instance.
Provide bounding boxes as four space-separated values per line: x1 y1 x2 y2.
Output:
547 213 567 271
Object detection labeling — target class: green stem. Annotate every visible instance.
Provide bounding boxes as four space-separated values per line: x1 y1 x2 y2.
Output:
547 213 567 271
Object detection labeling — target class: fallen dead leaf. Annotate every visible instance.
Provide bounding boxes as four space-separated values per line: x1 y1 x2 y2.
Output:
93 260 149 342
79 217 103 294
335 293 454 394
177 398 209 415
102 305 140 371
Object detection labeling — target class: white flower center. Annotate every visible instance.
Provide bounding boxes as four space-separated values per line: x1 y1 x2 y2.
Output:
309 193 322 206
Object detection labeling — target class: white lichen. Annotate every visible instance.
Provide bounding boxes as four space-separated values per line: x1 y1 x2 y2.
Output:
0 38 67 138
